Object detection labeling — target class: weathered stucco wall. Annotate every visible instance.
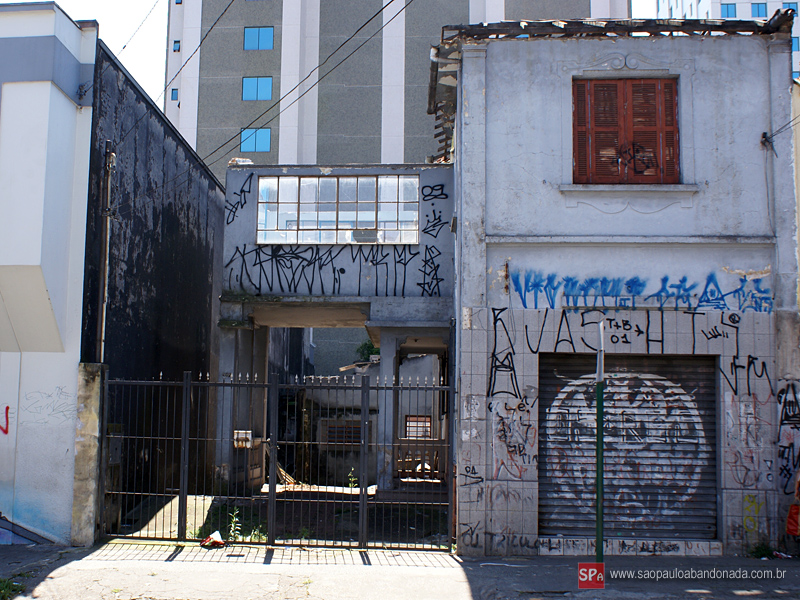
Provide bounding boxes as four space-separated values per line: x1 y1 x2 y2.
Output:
222 165 454 303
454 32 799 556
80 43 225 381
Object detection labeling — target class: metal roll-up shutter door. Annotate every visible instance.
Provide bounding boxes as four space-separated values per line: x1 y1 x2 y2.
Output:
538 354 717 539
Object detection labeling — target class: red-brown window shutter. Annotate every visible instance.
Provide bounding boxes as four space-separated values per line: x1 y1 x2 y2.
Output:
573 80 590 183
661 79 679 182
573 78 679 184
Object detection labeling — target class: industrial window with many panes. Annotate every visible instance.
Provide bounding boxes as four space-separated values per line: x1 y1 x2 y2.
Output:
573 78 679 184
257 175 419 244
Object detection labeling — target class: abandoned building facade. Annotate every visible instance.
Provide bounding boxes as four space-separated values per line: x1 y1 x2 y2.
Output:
430 14 800 555
1 2 800 559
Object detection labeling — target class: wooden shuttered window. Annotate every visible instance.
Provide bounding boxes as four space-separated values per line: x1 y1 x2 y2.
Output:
573 79 679 184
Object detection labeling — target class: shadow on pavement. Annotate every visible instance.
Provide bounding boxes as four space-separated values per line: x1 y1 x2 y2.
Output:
3 541 800 599
0 543 93 599
458 554 800 599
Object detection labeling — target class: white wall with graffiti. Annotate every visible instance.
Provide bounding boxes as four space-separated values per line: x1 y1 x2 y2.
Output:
222 165 454 302
450 26 799 556
0 5 96 543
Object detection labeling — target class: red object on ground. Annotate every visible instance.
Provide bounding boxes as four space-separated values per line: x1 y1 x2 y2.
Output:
200 531 227 548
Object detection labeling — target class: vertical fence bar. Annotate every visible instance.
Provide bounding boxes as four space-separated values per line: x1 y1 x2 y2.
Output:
267 376 278 545
178 371 191 540
448 319 457 547
358 376 370 548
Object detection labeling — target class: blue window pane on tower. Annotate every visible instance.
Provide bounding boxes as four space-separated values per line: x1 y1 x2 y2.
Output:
794 37 799 51
244 28 259 50
259 27 273 50
721 4 736 18
243 77 273 100
241 129 271 152
244 27 273 50
752 3 767 17
784 3 798 12
243 78 258 100
258 77 272 100
170 88 178 101
256 129 271 152
794 71 800 79
173 40 180 52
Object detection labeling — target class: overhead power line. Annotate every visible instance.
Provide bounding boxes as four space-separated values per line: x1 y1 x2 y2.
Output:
117 0 239 146
118 0 163 55
201 0 406 165
113 0 414 218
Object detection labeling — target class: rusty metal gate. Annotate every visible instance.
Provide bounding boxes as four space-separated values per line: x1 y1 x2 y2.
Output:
101 374 453 549
538 354 717 539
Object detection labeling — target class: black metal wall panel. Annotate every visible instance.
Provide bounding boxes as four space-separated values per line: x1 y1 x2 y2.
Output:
538 354 717 539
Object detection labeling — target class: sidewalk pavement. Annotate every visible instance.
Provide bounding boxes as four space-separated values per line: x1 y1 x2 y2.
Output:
1 541 799 600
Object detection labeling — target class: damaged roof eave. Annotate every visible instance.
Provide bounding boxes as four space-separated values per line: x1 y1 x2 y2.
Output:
426 10 795 162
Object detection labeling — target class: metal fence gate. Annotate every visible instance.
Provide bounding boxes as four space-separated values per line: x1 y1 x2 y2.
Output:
101 374 453 549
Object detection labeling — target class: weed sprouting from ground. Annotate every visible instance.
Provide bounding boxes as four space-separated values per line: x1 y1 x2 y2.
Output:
228 507 242 542
0 578 25 600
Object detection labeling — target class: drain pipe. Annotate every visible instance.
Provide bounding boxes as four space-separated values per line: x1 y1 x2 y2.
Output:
95 140 116 364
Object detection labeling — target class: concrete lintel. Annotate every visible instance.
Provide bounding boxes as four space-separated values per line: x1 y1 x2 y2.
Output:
484 235 777 246
251 303 369 328
365 320 451 329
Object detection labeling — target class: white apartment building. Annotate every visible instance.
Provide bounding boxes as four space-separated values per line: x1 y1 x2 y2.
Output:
657 1 800 77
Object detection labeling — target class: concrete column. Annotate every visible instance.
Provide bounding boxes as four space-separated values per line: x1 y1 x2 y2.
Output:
377 331 400 489
279 0 320 164
770 40 800 381
381 0 405 163
459 45 489 309
469 0 505 23
71 363 103 547
457 44 489 555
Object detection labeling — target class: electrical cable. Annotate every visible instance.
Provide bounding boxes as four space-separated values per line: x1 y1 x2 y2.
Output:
112 0 413 218
80 0 166 97
119 0 163 55
201 0 404 164
116 0 239 147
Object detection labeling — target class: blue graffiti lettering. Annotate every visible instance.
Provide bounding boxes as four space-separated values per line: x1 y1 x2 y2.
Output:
509 269 772 313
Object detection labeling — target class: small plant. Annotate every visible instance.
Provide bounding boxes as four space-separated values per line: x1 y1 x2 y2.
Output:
248 524 266 542
0 578 25 600
347 467 358 488
298 526 311 540
749 542 774 559
227 507 241 542
355 340 378 362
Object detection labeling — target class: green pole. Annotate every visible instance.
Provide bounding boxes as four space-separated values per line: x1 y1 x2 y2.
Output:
596 321 605 564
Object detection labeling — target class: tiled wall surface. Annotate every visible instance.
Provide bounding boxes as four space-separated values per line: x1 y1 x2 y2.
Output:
457 307 786 556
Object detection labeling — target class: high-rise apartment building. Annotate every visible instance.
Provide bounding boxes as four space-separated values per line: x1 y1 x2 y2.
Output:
165 1 632 180
656 1 800 77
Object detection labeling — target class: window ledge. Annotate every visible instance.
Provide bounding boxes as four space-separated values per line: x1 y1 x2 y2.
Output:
558 184 700 213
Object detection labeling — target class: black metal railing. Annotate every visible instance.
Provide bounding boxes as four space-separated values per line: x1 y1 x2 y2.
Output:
101 374 453 550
